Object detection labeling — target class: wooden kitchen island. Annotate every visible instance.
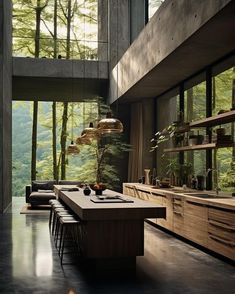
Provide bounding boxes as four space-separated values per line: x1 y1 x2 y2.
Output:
57 187 166 269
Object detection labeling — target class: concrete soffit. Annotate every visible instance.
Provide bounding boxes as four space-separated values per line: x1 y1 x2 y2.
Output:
12 58 109 101
109 0 235 104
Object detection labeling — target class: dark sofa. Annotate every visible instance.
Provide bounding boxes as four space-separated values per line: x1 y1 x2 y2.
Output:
26 180 57 207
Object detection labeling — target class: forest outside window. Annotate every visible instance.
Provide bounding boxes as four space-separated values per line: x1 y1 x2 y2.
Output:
12 0 99 60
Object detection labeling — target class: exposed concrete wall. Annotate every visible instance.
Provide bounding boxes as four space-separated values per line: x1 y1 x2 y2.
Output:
109 0 234 104
109 0 130 70
130 0 146 43
0 0 12 213
98 0 108 61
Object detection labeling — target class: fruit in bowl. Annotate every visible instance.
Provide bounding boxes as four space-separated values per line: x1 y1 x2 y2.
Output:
90 183 106 195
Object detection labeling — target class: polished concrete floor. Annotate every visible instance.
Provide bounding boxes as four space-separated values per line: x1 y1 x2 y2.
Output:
0 197 234 294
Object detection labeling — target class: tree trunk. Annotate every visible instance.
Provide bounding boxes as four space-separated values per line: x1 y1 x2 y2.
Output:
66 0 71 59
60 102 68 179
59 0 72 179
53 0 58 58
31 101 38 181
31 0 45 181
52 102 57 181
52 0 58 181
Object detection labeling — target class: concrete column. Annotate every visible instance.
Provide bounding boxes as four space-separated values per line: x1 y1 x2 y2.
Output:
109 0 130 69
130 0 146 43
98 0 108 61
0 0 12 213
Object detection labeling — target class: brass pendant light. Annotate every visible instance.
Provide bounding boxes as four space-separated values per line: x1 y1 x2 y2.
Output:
67 140 80 155
67 103 80 155
81 122 99 139
97 112 123 134
75 134 92 145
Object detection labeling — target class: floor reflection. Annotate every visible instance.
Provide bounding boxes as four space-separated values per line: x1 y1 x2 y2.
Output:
0 197 234 294
12 215 52 278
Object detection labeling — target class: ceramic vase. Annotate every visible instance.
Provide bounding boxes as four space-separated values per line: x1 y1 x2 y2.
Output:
144 169 151 185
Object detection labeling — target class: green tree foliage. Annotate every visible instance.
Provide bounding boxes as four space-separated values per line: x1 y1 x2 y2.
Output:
12 0 98 59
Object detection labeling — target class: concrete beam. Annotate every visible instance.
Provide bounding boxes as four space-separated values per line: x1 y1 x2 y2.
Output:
12 76 108 102
109 0 235 104
12 57 108 101
13 57 108 79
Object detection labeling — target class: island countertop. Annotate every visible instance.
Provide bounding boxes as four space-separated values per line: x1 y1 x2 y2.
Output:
57 188 166 221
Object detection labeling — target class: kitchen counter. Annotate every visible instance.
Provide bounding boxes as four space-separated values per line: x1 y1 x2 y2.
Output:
123 183 235 211
123 183 235 261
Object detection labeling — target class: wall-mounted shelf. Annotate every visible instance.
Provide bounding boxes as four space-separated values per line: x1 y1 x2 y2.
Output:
189 110 235 128
164 142 233 153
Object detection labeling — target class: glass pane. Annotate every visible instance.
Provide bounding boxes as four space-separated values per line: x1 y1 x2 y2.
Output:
184 80 207 187
12 0 100 60
212 66 235 193
148 0 165 20
156 94 179 180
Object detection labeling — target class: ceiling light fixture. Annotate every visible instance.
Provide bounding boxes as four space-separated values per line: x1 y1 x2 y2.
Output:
97 111 123 134
67 103 80 155
75 134 91 145
81 122 99 139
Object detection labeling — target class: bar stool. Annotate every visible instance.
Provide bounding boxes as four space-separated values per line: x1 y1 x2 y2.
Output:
58 216 81 264
49 200 65 229
54 211 75 247
51 207 70 235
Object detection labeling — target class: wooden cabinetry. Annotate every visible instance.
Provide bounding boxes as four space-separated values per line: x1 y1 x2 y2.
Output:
157 194 173 230
123 184 235 261
184 200 208 247
208 207 235 260
172 196 184 235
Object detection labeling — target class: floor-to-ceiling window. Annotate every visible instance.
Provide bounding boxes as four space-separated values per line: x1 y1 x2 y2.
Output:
155 89 179 182
12 0 99 60
12 101 99 196
154 54 235 192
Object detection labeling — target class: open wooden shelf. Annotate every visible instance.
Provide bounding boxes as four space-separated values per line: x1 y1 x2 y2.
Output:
164 142 234 153
189 110 235 128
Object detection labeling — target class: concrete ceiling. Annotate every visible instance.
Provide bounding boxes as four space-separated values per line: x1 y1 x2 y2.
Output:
119 0 235 103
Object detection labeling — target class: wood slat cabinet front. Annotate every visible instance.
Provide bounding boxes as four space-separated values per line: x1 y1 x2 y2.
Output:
123 184 235 261
172 196 184 235
157 194 173 230
183 200 208 247
208 207 235 260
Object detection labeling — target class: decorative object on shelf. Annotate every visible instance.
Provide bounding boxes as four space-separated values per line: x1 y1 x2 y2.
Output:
196 175 204 190
152 168 157 186
97 112 123 134
81 122 99 139
90 183 106 196
144 169 151 185
159 178 171 188
83 184 91 196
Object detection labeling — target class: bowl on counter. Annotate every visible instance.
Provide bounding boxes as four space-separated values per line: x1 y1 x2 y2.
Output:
90 183 106 195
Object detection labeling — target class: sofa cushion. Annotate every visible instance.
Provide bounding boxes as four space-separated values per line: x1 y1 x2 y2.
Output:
29 191 56 201
58 180 81 185
32 180 56 192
